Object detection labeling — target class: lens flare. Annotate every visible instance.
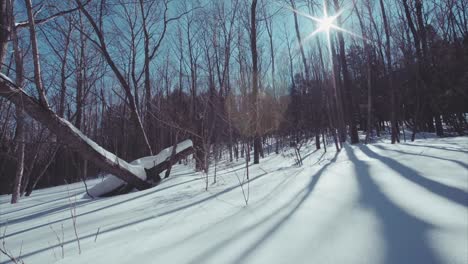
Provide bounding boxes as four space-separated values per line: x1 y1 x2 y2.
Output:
286 0 367 48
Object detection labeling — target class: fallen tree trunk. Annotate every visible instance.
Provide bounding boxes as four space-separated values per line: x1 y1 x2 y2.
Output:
0 73 151 190
146 146 194 182
88 140 194 197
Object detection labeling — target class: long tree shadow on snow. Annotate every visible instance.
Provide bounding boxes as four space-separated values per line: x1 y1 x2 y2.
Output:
0 185 85 206
402 142 468 155
0 190 98 226
2 177 203 238
186 152 338 264
360 145 468 207
2 171 272 263
148 165 307 256
345 145 442 264
0 189 87 218
373 144 468 171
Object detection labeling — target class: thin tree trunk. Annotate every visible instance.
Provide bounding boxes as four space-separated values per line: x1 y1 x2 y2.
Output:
25 146 58 196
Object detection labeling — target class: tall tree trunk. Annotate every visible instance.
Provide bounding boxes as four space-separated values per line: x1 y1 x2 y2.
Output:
290 0 310 81
250 0 260 164
11 75 25 205
402 0 426 141
330 32 346 145
25 0 49 108
11 0 24 204
354 0 373 144
58 21 72 118
379 0 399 144
139 0 154 153
333 0 359 144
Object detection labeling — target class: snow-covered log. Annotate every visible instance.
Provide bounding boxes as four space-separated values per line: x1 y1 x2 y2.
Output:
88 140 194 197
0 73 151 190
141 140 194 181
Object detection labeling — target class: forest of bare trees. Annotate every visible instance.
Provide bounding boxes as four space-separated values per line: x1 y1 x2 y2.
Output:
0 0 467 201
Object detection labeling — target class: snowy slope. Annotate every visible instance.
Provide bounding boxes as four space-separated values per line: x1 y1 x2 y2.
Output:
1 137 467 264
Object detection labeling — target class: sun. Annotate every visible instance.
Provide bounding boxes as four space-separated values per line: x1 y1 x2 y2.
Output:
284 0 367 51
317 15 336 33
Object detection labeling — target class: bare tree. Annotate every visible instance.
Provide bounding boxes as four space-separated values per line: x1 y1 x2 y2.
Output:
76 0 153 155
250 0 261 164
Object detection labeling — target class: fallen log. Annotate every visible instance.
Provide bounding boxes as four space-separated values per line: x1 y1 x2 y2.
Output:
146 146 194 181
0 73 151 190
88 140 194 197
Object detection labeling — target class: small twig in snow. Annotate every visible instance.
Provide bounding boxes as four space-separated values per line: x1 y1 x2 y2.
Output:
66 183 81 254
94 227 101 242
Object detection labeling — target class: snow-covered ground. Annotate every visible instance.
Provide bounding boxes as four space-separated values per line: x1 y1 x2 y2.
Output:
1 137 467 264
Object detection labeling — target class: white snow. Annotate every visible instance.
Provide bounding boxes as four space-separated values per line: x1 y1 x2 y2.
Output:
86 139 193 197
0 137 467 264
